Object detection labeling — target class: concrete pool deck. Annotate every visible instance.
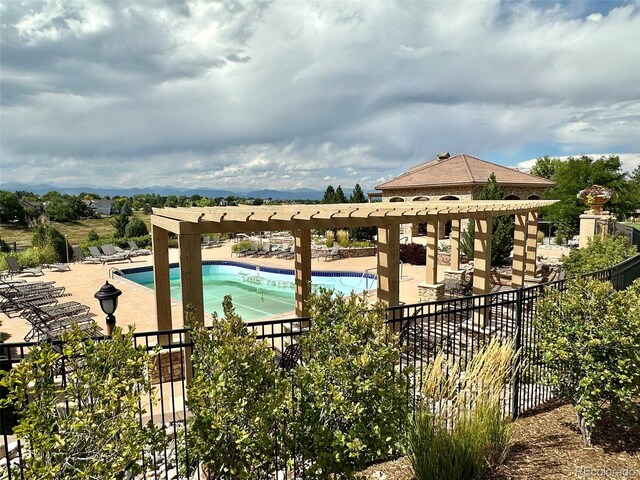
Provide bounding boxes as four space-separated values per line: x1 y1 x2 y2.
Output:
1 242 446 341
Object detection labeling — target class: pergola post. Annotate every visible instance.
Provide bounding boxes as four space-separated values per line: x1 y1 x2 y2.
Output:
152 224 172 333
449 219 461 271
377 224 400 307
511 213 527 288
425 220 439 284
473 217 493 327
418 219 444 302
178 233 204 326
294 229 311 317
525 210 539 277
472 217 493 295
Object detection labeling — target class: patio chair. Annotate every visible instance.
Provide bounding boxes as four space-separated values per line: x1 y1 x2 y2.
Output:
47 263 71 272
252 246 271 257
22 302 101 342
0 282 66 300
21 301 91 341
239 247 259 258
72 246 101 264
5 256 44 277
275 245 295 259
89 246 132 264
318 246 340 261
127 240 152 255
276 343 303 372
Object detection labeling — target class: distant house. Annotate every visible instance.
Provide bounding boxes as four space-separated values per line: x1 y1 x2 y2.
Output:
219 199 228 206
84 199 117 215
18 199 43 216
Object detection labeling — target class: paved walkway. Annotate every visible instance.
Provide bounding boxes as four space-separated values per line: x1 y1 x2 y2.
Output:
1 242 442 341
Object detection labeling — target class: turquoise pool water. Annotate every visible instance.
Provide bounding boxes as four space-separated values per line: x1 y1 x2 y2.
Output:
122 261 377 320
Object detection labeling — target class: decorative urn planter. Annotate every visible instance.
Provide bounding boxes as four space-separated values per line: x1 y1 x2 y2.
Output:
577 185 613 215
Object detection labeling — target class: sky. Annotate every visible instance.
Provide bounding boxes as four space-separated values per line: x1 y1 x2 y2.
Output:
1 0 639 192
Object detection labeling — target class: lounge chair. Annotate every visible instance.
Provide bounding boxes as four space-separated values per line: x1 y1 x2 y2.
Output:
275 245 295 259
72 246 101 264
201 235 221 248
5 256 44 277
318 246 340 261
21 302 101 342
127 240 151 255
47 263 71 272
89 246 132 264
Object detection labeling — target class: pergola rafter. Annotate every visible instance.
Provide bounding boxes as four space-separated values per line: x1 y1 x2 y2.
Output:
150 200 556 331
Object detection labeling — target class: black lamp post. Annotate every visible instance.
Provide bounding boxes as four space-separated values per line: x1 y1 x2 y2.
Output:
94 281 122 336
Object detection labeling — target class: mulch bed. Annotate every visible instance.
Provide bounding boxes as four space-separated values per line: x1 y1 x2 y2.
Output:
361 401 640 479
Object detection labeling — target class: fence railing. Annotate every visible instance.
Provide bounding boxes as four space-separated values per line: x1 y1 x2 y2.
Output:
1 253 639 478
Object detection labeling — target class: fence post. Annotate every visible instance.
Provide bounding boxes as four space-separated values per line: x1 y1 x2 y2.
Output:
511 287 524 420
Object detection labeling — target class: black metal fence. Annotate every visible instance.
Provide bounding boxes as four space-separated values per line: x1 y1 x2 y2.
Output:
1 253 639 478
610 221 640 251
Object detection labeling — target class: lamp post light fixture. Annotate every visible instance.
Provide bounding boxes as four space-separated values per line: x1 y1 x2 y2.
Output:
94 281 122 336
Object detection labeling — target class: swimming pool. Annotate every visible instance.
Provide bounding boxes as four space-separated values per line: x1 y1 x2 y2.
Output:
121 261 377 320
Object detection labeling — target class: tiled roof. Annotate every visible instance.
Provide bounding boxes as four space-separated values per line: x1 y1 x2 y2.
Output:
376 154 555 190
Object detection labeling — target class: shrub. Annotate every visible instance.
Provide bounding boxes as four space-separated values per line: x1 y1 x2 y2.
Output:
289 290 410 478
350 240 373 248
231 240 256 253
336 229 349 248
186 298 288 479
408 339 514 480
86 229 100 242
562 235 637 276
537 230 545 244
32 224 70 262
0 246 59 270
124 216 149 238
400 242 426 265
0 326 164 479
111 214 129 238
536 278 640 445
325 230 335 248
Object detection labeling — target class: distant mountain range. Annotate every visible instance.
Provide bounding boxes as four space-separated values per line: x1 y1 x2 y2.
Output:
0 182 346 201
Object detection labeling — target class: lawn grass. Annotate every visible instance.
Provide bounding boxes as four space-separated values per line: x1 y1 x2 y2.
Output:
623 221 640 230
0 212 152 248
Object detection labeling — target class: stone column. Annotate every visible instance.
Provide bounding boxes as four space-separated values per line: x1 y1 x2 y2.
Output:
294 229 312 317
419 219 444 302
377 224 400 307
511 213 527 288
579 213 611 248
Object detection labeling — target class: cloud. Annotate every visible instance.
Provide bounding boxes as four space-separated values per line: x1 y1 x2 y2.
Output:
1 0 640 191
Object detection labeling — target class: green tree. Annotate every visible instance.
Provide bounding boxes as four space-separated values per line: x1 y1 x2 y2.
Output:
334 185 348 203
536 279 640 446
32 224 70 262
0 190 26 224
349 184 376 240
322 185 336 204
0 326 165 479
120 203 133 216
538 155 637 232
530 155 560 179
111 214 130 238
124 216 149 238
461 173 514 265
42 191 76 222
349 183 367 203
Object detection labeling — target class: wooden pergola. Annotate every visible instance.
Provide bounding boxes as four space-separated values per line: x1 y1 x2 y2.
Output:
150 200 556 329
